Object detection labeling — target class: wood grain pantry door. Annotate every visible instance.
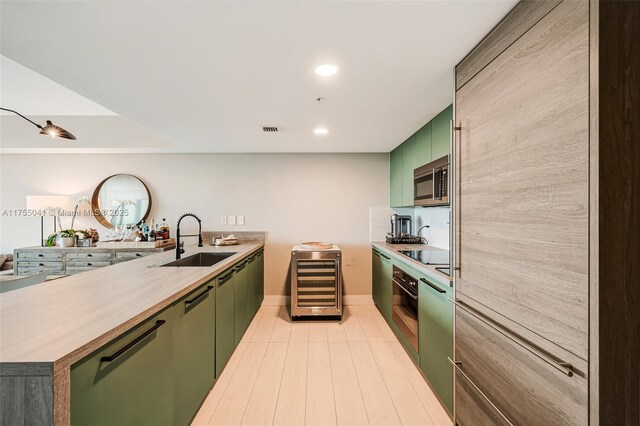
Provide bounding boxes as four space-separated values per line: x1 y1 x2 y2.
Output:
455 0 589 360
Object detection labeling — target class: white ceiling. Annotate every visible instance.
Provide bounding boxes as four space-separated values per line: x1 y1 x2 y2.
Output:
0 1 516 153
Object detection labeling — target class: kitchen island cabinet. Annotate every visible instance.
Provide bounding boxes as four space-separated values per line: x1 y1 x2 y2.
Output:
0 240 264 425
215 268 236 378
172 281 216 426
70 309 174 426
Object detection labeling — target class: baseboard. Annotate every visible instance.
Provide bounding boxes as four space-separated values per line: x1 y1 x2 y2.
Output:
262 295 373 306
343 295 374 306
262 295 290 306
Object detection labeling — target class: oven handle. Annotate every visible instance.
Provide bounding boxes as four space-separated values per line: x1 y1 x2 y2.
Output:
393 278 418 301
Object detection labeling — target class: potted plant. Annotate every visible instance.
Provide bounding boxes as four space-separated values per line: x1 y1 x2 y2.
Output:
58 229 77 247
46 229 91 247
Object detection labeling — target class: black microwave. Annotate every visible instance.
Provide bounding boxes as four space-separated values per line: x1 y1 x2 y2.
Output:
414 155 449 207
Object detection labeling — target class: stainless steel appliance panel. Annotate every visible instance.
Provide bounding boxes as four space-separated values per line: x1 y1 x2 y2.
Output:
290 248 342 318
392 265 419 353
415 155 450 207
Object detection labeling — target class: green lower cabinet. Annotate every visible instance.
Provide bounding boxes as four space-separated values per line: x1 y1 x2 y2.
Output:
216 268 236 377
172 282 216 425
372 250 382 311
256 251 264 308
372 249 394 320
234 260 249 345
70 309 174 426
246 254 258 321
418 275 453 413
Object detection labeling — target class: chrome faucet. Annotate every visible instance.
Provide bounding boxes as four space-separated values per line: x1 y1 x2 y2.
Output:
176 213 203 260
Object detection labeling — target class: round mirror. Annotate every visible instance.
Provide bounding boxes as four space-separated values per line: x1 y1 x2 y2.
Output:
91 174 152 229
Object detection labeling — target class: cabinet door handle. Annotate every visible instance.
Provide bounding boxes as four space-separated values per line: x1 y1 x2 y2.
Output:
235 262 247 272
380 253 391 260
38 254 44 257
372 251 380 257
448 358 513 426
449 298 574 377
136 253 142 257
87 263 92 266
219 270 235 285
100 320 166 362
420 278 445 293
451 120 462 277
185 285 214 305
87 253 92 257
38 263 45 267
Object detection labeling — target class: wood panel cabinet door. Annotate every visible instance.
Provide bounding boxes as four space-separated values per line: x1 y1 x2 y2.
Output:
454 308 587 425
390 146 403 207
455 0 589 359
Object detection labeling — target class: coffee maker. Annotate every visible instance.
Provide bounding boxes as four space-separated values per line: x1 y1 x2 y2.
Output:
389 214 412 238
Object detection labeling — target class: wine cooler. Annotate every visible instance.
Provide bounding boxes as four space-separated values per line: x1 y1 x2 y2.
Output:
290 245 342 320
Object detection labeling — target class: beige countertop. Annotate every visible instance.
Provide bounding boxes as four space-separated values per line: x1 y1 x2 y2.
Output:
0 242 263 369
371 242 452 288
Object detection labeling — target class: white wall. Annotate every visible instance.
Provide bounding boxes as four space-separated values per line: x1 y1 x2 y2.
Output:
0 153 389 296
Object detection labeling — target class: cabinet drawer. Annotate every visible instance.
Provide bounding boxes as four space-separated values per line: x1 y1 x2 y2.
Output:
16 251 63 260
455 306 587 425
454 364 511 426
115 251 154 262
67 252 111 260
17 265 63 275
66 260 111 268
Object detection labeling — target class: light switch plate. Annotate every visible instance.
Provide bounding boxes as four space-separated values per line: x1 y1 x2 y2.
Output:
221 216 227 225
229 216 236 225
238 216 245 225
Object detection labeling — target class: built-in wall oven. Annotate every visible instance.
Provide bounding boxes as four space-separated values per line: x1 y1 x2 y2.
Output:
414 154 449 207
392 265 419 353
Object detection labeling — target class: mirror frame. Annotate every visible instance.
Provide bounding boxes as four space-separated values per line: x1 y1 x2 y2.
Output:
91 174 152 229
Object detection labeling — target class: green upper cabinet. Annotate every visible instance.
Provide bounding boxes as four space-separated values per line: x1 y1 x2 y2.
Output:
402 122 432 206
389 104 452 208
431 104 452 160
390 146 403 207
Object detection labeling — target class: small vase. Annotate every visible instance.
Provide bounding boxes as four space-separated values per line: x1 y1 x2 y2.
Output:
59 237 76 247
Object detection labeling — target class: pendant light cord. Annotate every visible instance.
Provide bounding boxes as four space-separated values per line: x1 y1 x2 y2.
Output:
0 107 44 129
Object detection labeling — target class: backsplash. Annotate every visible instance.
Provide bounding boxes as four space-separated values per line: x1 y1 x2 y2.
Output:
369 206 449 250
414 206 450 250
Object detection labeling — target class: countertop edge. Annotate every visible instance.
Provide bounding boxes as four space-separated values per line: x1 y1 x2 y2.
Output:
371 242 453 288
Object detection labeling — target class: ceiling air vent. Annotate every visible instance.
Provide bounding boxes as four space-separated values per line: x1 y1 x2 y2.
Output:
262 126 279 132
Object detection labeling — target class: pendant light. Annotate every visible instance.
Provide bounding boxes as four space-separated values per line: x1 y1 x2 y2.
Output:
1 107 76 140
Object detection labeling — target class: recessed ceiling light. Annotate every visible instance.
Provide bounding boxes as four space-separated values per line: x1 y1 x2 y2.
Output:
314 64 338 77
314 127 329 135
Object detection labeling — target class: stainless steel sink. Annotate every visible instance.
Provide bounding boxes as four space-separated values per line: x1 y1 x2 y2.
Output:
160 252 236 267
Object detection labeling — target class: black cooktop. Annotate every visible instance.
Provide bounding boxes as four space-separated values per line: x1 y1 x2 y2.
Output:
398 250 449 266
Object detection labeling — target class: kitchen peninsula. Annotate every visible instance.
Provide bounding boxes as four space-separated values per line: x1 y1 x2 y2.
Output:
0 236 265 425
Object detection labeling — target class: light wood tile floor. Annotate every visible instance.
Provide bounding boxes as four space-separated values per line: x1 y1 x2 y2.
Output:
192 305 452 426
